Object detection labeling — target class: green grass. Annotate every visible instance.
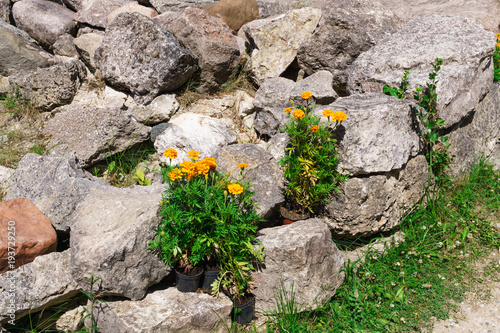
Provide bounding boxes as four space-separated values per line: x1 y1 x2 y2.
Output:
494 39 499 82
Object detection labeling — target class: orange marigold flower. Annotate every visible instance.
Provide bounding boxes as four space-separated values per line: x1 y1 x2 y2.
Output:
187 150 200 160
163 148 178 159
284 107 292 114
497 42 500 48
323 109 334 119
195 160 210 175
292 109 305 120
496 32 500 40
228 183 244 195
168 168 182 181
202 157 217 170
310 125 319 133
237 163 248 169
332 111 347 122
180 160 196 179
301 91 312 100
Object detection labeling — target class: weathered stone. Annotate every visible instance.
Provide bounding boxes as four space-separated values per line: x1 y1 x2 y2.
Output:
347 15 496 129
55 305 85 332
255 0 307 18
215 144 285 220
4 154 109 231
234 91 255 118
150 123 171 143
291 70 339 105
8 61 86 111
70 184 170 300
182 94 235 118
239 7 321 85
253 77 295 136
92 288 232 333
0 0 10 23
297 1 403 94
154 112 237 163
53 34 79 58
203 0 259 31
447 82 500 176
74 0 134 28
0 166 14 195
127 94 180 125
375 0 500 33
266 132 289 162
150 0 214 14
156 7 240 89
95 12 198 105
106 2 158 26
0 198 57 273
0 251 80 324
70 83 128 110
252 219 345 312
326 93 422 175
73 33 104 69
12 0 77 49
0 21 53 76
325 155 429 237
61 0 91 11
45 105 150 167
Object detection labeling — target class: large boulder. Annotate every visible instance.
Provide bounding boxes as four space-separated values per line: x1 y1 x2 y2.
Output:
70 184 170 301
0 198 57 273
154 112 237 163
44 105 150 167
347 15 497 129
8 60 86 111
0 21 53 76
155 7 240 89
12 0 77 49
326 93 422 176
94 12 198 105
239 7 322 85
325 155 429 237
375 0 500 33
4 154 109 232
447 82 500 176
297 0 403 94
91 288 232 332
252 219 345 312
0 251 80 324
150 0 214 14
203 0 259 31
215 144 285 220
74 0 134 28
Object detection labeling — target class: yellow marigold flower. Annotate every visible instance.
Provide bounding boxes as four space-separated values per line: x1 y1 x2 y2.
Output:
497 42 500 48
163 148 178 159
292 109 305 120
301 91 312 100
332 111 347 122
187 150 200 160
311 125 319 133
168 168 182 181
237 163 248 169
202 157 217 170
323 109 333 119
284 107 292 114
228 183 244 195
195 160 210 175
496 32 500 40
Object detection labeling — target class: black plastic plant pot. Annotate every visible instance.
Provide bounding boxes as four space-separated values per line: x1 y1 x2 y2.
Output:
233 295 255 325
201 269 220 290
175 269 203 292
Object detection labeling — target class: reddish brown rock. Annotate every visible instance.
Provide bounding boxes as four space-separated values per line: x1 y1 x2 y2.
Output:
203 0 259 31
0 198 57 273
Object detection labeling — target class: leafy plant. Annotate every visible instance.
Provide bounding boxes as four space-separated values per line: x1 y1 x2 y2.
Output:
81 274 104 333
494 33 500 82
279 92 348 214
383 70 411 99
149 150 263 302
132 168 151 186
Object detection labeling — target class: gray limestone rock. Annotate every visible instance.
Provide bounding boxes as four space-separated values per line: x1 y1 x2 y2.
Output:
73 32 104 69
347 15 496 129
91 288 232 332
127 94 180 125
0 0 9 23
150 0 214 14
252 219 345 312
44 105 150 167
94 12 198 105
53 34 79 58
325 155 429 237
70 184 170 300
8 60 86 111
12 0 77 49
0 251 80 324
4 153 109 231
74 0 134 28
215 143 285 220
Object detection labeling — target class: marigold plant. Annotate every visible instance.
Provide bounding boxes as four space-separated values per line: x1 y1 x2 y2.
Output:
279 94 348 214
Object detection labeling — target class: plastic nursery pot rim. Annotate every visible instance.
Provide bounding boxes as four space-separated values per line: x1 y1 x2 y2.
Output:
175 268 204 292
